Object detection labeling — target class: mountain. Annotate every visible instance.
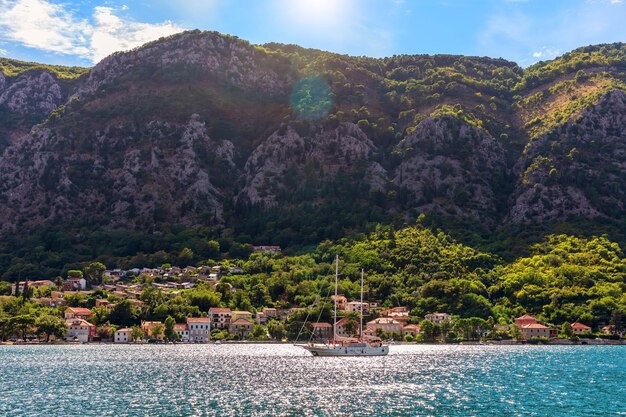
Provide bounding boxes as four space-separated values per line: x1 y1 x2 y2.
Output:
1 30 626 276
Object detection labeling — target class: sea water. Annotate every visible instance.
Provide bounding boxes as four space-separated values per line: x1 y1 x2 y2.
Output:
0 344 624 416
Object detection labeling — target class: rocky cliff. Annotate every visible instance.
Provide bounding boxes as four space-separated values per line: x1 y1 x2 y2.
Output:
1 31 626 249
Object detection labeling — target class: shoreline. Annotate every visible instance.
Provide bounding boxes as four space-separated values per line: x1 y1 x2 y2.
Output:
3 339 625 346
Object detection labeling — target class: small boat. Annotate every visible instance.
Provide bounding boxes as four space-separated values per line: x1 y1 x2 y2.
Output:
298 256 389 357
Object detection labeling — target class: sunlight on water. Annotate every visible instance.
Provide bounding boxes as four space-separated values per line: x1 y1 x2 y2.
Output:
0 344 624 416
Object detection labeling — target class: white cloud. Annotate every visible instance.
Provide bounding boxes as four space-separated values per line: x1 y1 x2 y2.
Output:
0 0 185 64
89 6 182 63
531 47 561 60
479 0 626 66
0 0 91 56
0 47 7 56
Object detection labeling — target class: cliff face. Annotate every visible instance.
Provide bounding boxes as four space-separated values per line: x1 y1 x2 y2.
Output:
509 89 626 223
1 32 626 244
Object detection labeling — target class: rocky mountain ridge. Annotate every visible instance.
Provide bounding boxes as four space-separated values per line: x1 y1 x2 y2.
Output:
1 31 626 251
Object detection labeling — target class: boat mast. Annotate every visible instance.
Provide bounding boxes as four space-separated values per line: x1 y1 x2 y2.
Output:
360 269 364 341
333 255 338 344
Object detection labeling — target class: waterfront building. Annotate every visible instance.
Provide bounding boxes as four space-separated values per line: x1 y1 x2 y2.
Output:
114 328 132 343
331 295 348 311
174 324 190 342
187 317 211 343
229 318 254 339
366 317 403 335
515 314 538 327
520 323 551 340
311 322 333 341
571 322 592 334
209 307 232 329
66 319 95 342
402 324 421 337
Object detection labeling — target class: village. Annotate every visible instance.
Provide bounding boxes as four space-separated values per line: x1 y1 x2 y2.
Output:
3 260 623 345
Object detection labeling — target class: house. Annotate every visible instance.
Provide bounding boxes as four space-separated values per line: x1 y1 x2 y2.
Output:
141 321 163 339
345 301 370 314
229 318 254 339
11 280 56 294
66 319 95 342
311 322 333 341
366 317 403 335
388 312 410 324
402 324 421 337
209 307 232 329
520 323 551 340
95 299 110 308
379 306 409 316
252 245 282 253
231 311 253 321
114 328 132 343
336 317 360 338
331 295 348 311
65 277 87 290
425 312 452 324
262 308 278 318
255 312 267 325
187 317 211 343
64 307 93 320
515 314 538 327
571 322 592 334
174 324 190 342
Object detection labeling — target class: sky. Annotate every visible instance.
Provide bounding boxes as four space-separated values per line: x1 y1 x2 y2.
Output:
0 0 625 68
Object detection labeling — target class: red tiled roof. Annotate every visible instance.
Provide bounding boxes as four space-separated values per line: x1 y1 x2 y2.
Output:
209 308 232 313
66 319 94 327
311 322 332 328
336 317 353 326
403 324 421 330
66 307 93 315
230 318 253 325
173 324 188 331
521 323 549 329
571 322 591 330
516 314 536 320
186 317 210 323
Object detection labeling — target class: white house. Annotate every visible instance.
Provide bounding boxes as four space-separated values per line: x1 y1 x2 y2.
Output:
187 317 211 343
174 324 190 342
424 312 452 324
66 319 95 343
114 328 132 343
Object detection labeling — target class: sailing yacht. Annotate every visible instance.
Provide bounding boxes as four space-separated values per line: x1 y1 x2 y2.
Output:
299 256 389 357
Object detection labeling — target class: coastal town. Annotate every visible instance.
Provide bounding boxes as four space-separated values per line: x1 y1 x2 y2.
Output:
1 256 624 345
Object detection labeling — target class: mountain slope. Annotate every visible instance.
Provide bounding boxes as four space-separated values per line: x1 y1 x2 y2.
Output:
1 32 626 273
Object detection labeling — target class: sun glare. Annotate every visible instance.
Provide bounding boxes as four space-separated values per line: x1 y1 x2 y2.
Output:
286 0 348 28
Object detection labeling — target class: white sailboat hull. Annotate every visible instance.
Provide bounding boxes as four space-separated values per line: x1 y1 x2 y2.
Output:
302 345 389 357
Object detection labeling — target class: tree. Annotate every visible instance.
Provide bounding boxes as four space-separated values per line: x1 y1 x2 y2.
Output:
84 262 106 286
9 314 36 340
21 281 32 301
109 300 137 327
250 324 269 341
509 324 522 342
609 310 624 335
420 320 437 342
36 315 67 342
130 325 144 342
164 316 178 342
561 322 573 338
67 270 83 278
177 248 194 266
96 325 115 340
151 322 165 340
267 320 287 340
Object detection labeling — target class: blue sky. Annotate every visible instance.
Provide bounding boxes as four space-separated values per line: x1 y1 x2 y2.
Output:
0 0 625 67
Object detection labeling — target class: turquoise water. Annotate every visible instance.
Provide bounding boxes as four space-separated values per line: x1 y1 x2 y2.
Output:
0 344 624 416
